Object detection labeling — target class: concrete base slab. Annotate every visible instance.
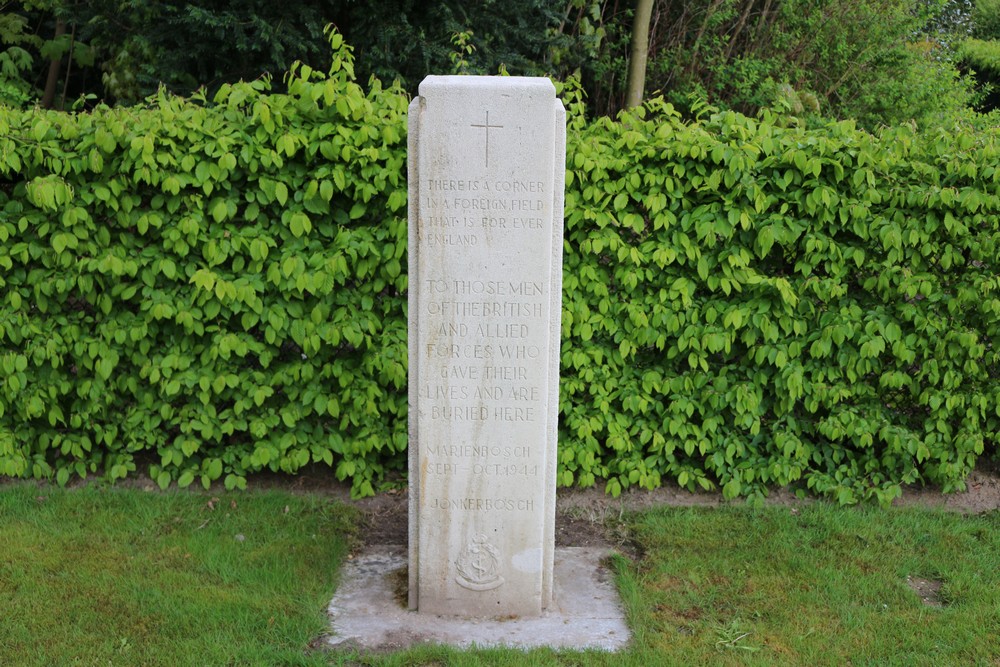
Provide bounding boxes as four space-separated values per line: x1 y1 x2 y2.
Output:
326 546 630 651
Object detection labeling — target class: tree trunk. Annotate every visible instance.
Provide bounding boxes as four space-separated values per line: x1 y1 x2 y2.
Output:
625 0 654 109
41 19 66 109
59 23 77 111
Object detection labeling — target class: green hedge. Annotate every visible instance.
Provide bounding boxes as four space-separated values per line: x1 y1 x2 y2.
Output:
560 95 1000 504
0 38 410 497
2 38 999 502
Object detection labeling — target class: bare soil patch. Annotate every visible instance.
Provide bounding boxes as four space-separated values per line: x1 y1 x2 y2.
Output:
5 457 999 551
240 457 1000 551
905 575 945 607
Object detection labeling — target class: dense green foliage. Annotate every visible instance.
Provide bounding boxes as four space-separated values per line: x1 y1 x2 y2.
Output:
2 0 993 127
581 0 980 127
560 94 1000 504
0 36 410 496
67 0 331 104
2 36 999 501
1 0 563 106
973 0 1000 37
959 36 1000 75
0 7 40 107
332 0 566 89
0 0 331 106
959 0 1000 112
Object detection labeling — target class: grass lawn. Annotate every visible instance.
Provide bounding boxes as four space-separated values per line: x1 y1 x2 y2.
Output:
622 504 1000 666
1 484 999 666
0 484 355 667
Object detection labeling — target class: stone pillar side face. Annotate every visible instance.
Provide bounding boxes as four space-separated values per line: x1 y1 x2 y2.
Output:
407 95 423 612
408 76 565 618
542 99 566 608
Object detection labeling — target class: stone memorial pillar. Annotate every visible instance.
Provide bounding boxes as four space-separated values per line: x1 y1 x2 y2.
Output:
407 76 565 618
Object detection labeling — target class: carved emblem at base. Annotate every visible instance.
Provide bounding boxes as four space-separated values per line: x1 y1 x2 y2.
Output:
455 534 504 591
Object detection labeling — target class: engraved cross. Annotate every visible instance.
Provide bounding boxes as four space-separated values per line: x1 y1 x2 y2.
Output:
470 111 503 168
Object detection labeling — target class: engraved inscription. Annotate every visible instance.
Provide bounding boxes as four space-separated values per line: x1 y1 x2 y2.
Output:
424 464 539 477
426 303 543 317
426 179 544 192
421 270 546 427
426 444 531 458
422 178 547 244
433 498 536 511
423 443 537 483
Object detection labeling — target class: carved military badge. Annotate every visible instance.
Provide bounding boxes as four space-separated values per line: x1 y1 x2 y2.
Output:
454 533 504 591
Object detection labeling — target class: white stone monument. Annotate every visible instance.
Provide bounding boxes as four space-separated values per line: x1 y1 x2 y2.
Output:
407 76 565 618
